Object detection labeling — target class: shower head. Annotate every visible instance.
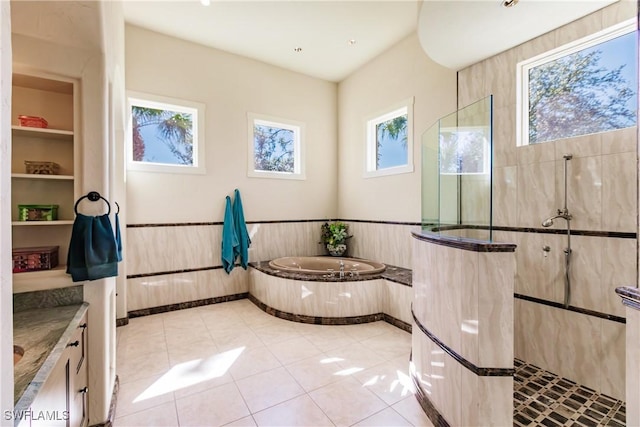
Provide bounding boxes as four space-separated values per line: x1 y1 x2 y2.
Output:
542 217 555 227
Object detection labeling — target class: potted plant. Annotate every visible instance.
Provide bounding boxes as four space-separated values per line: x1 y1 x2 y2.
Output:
320 221 352 256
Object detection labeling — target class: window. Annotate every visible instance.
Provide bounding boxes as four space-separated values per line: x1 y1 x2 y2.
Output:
248 113 305 180
517 19 637 146
127 92 205 174
365 98 414 177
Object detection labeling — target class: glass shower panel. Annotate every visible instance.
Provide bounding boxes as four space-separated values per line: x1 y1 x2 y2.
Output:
421 95 493 241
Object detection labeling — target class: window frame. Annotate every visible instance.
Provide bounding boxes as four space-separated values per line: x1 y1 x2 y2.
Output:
247 112 305 180
364 97 414 178
516 18 637 147
126 91 206 174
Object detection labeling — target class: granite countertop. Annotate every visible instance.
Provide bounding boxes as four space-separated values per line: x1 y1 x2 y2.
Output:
13 303 89 414
249 260 412 287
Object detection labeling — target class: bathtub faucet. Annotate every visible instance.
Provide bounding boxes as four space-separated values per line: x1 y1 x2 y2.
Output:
339 260 345 279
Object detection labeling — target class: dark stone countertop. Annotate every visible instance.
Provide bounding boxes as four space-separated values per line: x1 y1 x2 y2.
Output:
13 303 89 416
249 259 412 287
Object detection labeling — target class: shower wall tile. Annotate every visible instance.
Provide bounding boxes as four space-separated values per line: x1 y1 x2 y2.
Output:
600 320 625 400
602 0 637 28
478 252 514 367
569 235 603 313
127 268 248 311
485 49 517 110
516 142 555 166
515 30 556 63
127 225 218 275
459 365 479 426
602 152 637 232
516 160 556 228
557 156 602 231
625 308 640 426
492 105 517 168
459 247 479 366
602 238 636 318
435 245 463 354
458 61 487 108
347 222 417 269
460 175 491 225
515 297 627 400
600 127 636 155
493 166 517 226
476 376 513 427
554 133 602 160
514 232 563 303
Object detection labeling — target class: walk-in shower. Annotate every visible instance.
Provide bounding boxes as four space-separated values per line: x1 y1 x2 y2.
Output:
542 153 573 308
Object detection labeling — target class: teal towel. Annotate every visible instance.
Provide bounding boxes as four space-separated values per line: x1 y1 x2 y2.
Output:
66 214 119 282
115 212 123 262
222 196 239 274
232 189 251 269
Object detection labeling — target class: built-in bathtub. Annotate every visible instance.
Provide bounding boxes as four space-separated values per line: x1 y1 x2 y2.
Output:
249 258 412 330
268 256 386 276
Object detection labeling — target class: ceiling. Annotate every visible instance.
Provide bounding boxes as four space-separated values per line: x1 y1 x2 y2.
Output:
10 1 624 83
123 0 421 82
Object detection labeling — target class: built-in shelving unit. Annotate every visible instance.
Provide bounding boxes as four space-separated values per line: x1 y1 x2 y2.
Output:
11 72 79 289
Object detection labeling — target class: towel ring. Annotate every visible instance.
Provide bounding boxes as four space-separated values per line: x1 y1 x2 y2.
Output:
74 191 111 215
115 201 120 214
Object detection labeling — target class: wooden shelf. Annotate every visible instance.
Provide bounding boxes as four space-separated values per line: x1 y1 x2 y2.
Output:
12 125 73 141
12 220 74 226
11 173 74 180
13 265 75 292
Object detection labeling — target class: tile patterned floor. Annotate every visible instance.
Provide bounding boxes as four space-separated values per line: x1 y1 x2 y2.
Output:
114 299 431 427
514 358 626 427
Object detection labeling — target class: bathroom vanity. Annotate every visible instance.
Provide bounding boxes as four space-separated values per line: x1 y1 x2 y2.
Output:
13 303 89 427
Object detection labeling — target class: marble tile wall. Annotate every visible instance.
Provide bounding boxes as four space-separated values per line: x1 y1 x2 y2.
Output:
412 236 514 424
625 307 640 426
382 280 412 325
346 222 419 269
249 269 385 318
459 0 636 404
514 298 626 400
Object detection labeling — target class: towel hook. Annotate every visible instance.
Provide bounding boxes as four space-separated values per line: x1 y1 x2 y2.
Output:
74 191 111 215
115 201 120 214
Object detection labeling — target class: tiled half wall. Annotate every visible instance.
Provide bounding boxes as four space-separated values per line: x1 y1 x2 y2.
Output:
125 220 418 313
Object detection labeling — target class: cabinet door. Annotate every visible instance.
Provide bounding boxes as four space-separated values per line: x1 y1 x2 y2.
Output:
68 319 88 427
30 358 69 427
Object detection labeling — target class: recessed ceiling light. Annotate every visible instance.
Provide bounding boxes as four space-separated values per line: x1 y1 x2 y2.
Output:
200 0 211 5
501 0 518 7
294 47 303 53
348 39 357 46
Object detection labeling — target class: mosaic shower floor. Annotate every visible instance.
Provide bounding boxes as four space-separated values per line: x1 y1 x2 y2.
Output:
514 358 626 427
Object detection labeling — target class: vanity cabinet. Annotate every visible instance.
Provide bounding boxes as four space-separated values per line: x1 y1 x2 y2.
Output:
23 313 88 427
11 71 80 290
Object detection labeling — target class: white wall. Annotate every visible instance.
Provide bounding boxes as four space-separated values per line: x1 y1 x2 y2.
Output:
0 1 12 422
337 34 457 222
125 25 338 224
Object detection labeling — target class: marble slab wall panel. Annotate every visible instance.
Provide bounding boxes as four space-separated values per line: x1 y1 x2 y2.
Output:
247 221 325 261
127 268 248 311
249 269 384 318
625 307 640 426
513 231 564 303
127 225 219 275
383 280 412 325
514 298 625 400
347 222 418 269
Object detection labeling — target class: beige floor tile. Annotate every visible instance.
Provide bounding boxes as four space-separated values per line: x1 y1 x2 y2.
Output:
252 323 303 345
228 345 282 380
212 328 264 351
266 336 323 365
167 340 219 366
309 376 387 426
354 360 416 405
113 401 178 427
392 396 435 427
236 367 306 413
284 354 345 392
252 394 333 427
117 351 171 385
326 342 387 372
175 382 250 427
223 415 258 426
115 373 175 418
360 331 412 361
352 407 412 426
